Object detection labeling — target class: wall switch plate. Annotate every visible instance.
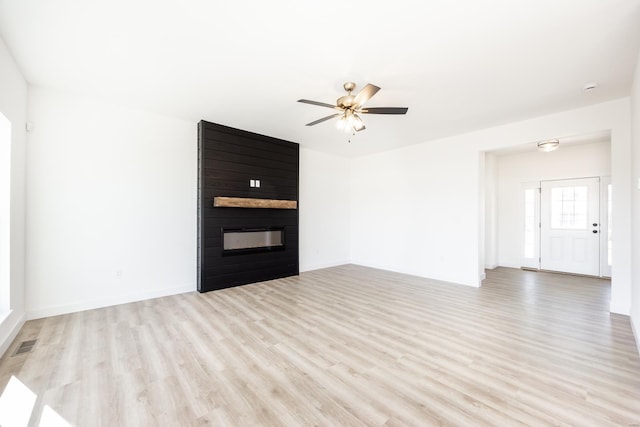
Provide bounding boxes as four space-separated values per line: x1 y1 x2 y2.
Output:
250 179 255 187
637 177 640 190
255 180 260 188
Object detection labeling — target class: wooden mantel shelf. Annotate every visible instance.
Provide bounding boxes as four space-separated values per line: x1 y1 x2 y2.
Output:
213 196 297 209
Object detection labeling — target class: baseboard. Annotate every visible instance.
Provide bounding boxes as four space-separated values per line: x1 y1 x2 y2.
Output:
349 261 481 288
300 260 350 273
500 262 523 269
26 283 195 320
479 272 486 281
609 299 630 316
0 310 26 358
484 264 498 270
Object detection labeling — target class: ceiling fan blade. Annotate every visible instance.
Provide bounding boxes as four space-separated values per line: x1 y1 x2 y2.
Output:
353 84 381 107
306 113 341 126
361 107 408 115
298 99 337 109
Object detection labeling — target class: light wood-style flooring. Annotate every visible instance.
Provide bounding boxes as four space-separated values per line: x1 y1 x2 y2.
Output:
1 265 639 426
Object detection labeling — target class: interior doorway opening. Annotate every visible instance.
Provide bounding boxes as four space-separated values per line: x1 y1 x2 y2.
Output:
483 130 612 280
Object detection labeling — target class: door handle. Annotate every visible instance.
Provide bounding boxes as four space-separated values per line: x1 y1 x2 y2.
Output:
592 230 598 234
592 223 598 227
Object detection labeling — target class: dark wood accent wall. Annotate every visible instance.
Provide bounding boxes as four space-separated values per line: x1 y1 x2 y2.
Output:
198 120 299 293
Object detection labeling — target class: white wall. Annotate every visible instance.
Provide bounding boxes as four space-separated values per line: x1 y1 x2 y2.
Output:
350 99 632 315
351 138 481 287
496 141 612 268
484 153 498 269
299 147 351 271
0 37 27 356
630 50 640 354
24 88 352 319
0 114 10 312
20 90 636 322
25 88 197 319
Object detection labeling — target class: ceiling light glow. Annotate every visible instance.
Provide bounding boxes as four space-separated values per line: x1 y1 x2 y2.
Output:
537 139 560 152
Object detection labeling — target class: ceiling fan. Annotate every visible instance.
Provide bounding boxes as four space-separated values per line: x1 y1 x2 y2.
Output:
298 82 408 133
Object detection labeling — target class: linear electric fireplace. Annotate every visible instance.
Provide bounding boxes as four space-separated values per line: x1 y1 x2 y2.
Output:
222 227 285 254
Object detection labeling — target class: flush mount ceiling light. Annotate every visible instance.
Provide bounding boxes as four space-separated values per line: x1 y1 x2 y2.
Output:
537 139 560 152
298 82 408 134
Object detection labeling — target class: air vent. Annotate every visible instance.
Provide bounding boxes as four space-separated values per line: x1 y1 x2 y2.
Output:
12 339 37 356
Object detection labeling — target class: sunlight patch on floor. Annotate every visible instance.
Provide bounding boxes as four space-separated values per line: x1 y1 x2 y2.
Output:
0 375 72 426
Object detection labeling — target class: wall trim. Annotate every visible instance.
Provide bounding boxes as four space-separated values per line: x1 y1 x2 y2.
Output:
610 299 631 316
349 261 481 288
0 310 26 358
499 262 525 269
26 283 195 320
300 260 350 273
484 264 499 270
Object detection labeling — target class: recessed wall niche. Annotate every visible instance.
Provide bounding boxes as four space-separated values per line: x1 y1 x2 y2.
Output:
197 120 299 292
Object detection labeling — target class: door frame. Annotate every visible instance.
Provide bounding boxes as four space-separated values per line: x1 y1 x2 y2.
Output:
539 177 600 276
520 176 611 278
600 176 612 278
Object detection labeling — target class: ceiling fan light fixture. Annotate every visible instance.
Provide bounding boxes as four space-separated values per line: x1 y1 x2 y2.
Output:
352 114 365 131
337 110 356 133
537 139 560 152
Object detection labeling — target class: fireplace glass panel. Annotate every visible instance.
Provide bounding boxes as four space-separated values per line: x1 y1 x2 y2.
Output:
223 228 284 252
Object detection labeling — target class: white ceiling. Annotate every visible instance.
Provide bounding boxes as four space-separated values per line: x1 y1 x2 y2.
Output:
1 0 639 157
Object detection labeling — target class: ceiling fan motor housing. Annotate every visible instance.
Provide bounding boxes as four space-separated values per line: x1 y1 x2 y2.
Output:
338 82 358 109
337 95 356 109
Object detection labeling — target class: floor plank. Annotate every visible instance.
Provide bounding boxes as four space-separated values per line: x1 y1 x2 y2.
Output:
1 265 639 426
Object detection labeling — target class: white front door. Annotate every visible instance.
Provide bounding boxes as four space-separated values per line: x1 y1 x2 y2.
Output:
540 178 600 276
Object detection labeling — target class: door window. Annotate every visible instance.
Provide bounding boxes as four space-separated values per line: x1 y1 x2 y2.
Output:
550 186 588 230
